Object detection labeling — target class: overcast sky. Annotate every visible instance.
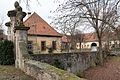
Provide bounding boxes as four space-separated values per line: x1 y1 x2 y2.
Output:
0 0 94 34
0 0 63 34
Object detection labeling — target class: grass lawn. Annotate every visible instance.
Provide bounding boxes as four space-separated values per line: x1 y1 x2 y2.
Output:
0 65 36 80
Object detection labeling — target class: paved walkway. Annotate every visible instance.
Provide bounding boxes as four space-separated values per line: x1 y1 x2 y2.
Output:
83 56 120 80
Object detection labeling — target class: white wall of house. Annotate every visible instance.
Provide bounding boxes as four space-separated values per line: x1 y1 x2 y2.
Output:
75 41 99 52
28 36 61 54
77 40 120 51
81 42 99 49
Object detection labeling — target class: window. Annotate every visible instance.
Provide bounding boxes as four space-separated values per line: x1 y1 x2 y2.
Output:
41 41 46 51
109 42 111 44
52 41 56 50
84 45 86 47
28 41 33 50
87 45 89 47
76 44 79 47
82 45 83 48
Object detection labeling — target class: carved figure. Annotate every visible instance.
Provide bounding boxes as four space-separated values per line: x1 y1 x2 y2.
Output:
14 1 26 26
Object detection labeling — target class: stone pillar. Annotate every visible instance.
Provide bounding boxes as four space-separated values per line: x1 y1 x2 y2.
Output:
15 27 30 68
6 1 30 69
7 10 16 41
5 22 11 40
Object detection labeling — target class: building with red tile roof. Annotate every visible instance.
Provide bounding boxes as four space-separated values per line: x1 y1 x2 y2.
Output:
82 33 98 42
24 12 61 37
61 31 119 52
81 32 119 50
24 12 62 54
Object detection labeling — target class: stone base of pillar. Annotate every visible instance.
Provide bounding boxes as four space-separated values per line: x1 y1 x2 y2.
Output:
15 26 30 69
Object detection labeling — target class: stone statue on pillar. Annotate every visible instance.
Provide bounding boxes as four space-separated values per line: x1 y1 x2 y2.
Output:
6 1 30 41
14 1 26 27
6 1 30 68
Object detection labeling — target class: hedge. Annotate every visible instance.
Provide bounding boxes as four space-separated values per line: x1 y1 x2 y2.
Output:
0 40 15 65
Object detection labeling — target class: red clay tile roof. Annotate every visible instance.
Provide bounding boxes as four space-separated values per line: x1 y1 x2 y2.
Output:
83 33 98 42
61 33 98 42
61 33 98 43
82 32 117 42
61 31 118 43
24 12 62 37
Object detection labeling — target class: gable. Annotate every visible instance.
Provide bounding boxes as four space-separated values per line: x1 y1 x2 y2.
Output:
24 12 61 37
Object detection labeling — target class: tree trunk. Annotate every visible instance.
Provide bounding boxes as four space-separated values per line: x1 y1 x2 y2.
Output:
80 42 82 52
98 38 103 65
116 31 120 48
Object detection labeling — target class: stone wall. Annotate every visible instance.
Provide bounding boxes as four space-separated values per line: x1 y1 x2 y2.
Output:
19 41 85 80
24 60 85 80
30 52 98 74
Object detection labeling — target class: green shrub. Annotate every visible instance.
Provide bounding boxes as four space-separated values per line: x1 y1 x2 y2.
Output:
0 40 15 65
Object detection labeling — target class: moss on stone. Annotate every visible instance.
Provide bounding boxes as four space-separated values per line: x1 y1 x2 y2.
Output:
27 60 86 80
46 65 84 80
15 26 30 30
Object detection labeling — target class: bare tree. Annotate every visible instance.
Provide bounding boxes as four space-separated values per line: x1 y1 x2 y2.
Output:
0 17 4 29
53 0 120 64
18 0 40 10
0 17 5 40
61 29 84 52
72 29 84 51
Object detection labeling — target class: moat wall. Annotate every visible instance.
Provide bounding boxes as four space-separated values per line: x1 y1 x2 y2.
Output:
19 41 85 80
30 52 104 74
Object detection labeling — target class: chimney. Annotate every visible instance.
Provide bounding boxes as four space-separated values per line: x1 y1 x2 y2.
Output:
28 12 31 17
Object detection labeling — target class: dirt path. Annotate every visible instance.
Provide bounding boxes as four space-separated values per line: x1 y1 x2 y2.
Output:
83 56 120 80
